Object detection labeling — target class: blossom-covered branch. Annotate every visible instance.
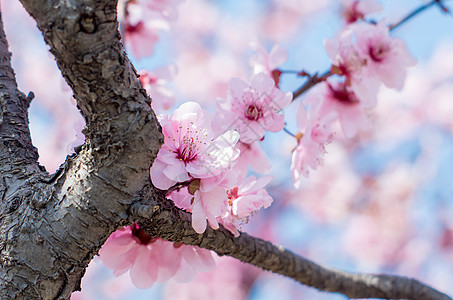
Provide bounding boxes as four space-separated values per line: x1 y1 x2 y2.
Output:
131 196 452 300
290 0 448 102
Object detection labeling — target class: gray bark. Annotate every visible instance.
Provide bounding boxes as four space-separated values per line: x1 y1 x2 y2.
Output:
0 0 450 299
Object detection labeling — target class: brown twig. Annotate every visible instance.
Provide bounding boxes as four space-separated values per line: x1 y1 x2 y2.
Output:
292 70 332 101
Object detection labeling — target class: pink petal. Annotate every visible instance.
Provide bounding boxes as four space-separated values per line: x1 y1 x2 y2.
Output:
172 258 197 283
206 210 220 229
251 73 274 95
250 149 271 173
203 186 228 217
228 78 249 101
265 113 285 132
296 102 308 130
191 193 207 234
268 44 288 70
163 160 190 182
181 246 215 272
273 91 293 110
194 248 216 272
150 159 177 190
154 241 181 282
129 247 157 289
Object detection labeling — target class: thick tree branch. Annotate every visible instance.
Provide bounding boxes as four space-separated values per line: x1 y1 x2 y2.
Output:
132 191 452 300
1 0 162 298
0 8 38 167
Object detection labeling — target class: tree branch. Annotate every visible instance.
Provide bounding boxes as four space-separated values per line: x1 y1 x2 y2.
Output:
292 70 332 101
0 7 38 168
389 0 448 31
1 1 163 298
132 191 452 300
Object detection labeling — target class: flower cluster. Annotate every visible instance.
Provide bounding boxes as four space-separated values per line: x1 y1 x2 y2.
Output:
101 67 285 286
100 2 420 290
290 16 416 187
325 21 416 106
150 99 275 234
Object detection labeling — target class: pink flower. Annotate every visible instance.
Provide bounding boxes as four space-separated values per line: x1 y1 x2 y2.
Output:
167 178 231 234
229 176 273 218
325 22 416 105
99 225 159 289
121 0 182 59
307 81 372 139
192 182 229 234
139 64 177 112
167 188 193 211
221 176 274 236
325 27 380 107
249 41 288 87
290 102 335 187
150 101 239 190
217 73 292 144
340 0 382 24
150 102 240 234
123 2 170 60
125 22 160 60
354 22 417 90
99 224 215 288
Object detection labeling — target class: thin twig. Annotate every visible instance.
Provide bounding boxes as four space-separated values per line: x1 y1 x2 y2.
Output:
292 70 332 101
283 126 296 138
389 0 439 31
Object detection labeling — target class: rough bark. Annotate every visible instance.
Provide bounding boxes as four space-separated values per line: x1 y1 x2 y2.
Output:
0 0 450 299
2 0 163 298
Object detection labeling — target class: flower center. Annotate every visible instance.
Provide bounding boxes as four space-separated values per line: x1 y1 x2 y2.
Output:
344 1 364 23
175 127 209 164
327 83 359 105
369 43 389 63
130 223 157 245
175 143 198 163
126 21 144 34
245 104 263 121
227 187 239 206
